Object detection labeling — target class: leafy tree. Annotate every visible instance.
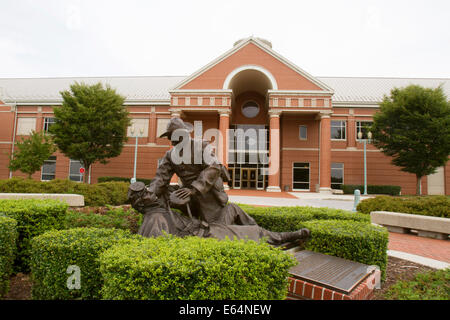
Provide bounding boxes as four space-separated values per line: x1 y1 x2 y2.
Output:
371 85 450 195
8 131 56 178
50 82 130 183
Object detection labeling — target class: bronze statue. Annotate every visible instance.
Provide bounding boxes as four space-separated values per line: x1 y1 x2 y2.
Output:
147 117 257 226
132 118 311 247
128 181 310 247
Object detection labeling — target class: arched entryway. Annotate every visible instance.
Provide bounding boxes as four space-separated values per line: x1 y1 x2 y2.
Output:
223 65 275 190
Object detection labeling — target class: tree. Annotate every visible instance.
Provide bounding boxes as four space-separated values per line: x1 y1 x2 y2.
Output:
8 131 56 179
371 85 450 195
50 82 130 183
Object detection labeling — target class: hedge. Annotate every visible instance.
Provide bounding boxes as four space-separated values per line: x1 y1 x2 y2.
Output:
303 220 389 280
342 184 401 196
237 204 370 232
98 176 152 185
0 178 129 206
99 236 297 300
64 206 141 233
237 205 387 280
357 195 450 218
0 215 18 297
30 227 138 300
0 199 68 272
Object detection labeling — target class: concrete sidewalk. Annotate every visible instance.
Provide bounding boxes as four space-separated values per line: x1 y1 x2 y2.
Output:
227 190 373 211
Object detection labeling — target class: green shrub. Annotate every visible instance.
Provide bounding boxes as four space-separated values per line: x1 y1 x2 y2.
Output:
93 182 129 206
30 227 137 300
342 184 401 196
385 269 450 300
98 176 152 185
0 215 18 297
0 177 129 206
357 195 450 218
303 219 389 280
64 206 141 233
0 199 68 271
99 235 297 300
237 204 370 232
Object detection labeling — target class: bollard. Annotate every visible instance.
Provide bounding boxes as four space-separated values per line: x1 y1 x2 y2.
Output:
352 189 361 212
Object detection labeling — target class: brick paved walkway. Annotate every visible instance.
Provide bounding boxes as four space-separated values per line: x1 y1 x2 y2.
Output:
388 232 450 263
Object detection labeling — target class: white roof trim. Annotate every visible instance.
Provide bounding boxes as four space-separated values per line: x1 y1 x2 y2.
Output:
171 36 333 92
268 90 334 96
169 89 233 94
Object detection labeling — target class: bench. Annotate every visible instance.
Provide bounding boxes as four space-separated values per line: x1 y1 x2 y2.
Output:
0 193 84 207
370 211 449 240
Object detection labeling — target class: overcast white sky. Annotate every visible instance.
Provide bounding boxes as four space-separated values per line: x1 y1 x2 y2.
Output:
0 0 449 79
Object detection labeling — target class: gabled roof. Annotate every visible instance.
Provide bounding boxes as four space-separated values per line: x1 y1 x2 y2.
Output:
0 76 448 105
320 76 450 103
0 76 184 104
172 36 334 92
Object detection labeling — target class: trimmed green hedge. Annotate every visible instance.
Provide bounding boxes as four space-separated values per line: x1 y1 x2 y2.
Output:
237 205 387 280
0 178 129 206
384 268 450 300
0 199 68 272
342 184 401 196
64 206 141 233
30 228 137 300
303 220 389 280
237 204 370 232
0 215 18 297
98 176 152 185
357 195 450 218
100 236 296 300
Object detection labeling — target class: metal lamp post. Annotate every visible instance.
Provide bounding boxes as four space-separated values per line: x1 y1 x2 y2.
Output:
130 126 144 184
358 130 372 195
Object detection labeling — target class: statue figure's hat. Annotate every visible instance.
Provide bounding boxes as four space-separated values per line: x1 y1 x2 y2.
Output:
159 117 193 138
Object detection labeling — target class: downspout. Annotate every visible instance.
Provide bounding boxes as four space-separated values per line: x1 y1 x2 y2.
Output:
8 91 18 179
317 115 321 192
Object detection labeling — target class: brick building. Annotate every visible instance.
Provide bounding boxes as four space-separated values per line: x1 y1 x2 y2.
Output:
0 37 448 195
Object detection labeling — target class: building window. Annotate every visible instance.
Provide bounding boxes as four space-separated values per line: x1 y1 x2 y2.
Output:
127 118 149 137
43 117 56 133
331 163 344 189
356 121 373 140
331 120 346 140
156 118 170 138
17 118 36 135
293 162 310 190
41 156 56 181
299 125 307 140
69 159 83 182
241 101 260 118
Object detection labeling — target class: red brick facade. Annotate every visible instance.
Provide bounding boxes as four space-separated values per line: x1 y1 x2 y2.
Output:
0 37 448 195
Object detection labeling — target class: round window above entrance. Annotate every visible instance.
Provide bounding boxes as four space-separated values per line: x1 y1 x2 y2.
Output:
241 101 260 118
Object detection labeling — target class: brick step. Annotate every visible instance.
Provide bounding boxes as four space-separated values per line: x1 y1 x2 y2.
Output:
287 269 380 300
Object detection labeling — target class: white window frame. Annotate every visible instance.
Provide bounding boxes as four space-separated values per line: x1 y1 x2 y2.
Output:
17 117 36 136
331 162 344 190
356 121 373 140
43 117 56 133
68 159 83 182
331 120 347 141
41 156 56 181
292 162 310 191
299 125 307 140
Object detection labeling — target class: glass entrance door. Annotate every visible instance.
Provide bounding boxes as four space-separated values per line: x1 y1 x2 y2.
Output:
241 168 257 189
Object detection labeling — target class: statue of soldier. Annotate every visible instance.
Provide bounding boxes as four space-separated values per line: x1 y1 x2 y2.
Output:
128 181 311 247
147 117 257 226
